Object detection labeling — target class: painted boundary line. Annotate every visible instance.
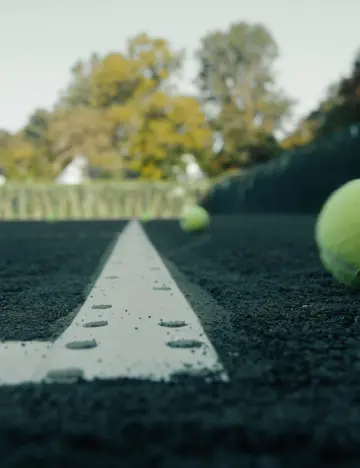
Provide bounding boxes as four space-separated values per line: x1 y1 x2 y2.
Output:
0 220 228 385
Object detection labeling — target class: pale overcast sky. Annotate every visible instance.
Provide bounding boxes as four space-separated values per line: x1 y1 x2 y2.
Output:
0 0 358 132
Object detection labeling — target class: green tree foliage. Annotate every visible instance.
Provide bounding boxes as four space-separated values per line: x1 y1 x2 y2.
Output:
23 109 51 143
195 22 293 166
0 130 47 180
47 107 120 175
1 27 357 181
317 52 360 136
0 33 212 181
57 54 100 108
282 51 360 150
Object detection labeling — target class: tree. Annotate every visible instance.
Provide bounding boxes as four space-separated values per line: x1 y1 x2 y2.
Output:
316 51 360 136
127 33 183 93
106 91 212 179
0 130 12 149
23 109 51 143
281 50 360 150
195 22 293 164
86 33 211 179
0 131 46 180
0 32 214 181
134 94 211 179
0 130 13 172
50 33 203 179
57 54 101 109
90 33 183 108
46 107 120 176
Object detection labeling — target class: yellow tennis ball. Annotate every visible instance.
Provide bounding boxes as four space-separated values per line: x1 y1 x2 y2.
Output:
315 179 360 287
180 205 210 233
139 210 153 223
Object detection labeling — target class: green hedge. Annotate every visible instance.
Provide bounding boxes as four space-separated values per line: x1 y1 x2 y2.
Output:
0 181 210 220
200 124 360 214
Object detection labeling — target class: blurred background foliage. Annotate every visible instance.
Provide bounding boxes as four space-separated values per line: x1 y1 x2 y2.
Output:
1 22 358 183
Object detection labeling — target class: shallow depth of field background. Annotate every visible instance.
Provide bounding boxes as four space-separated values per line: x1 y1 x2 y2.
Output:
0 1 359 220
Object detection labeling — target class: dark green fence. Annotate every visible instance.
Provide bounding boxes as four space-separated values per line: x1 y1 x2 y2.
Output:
201 124 360 214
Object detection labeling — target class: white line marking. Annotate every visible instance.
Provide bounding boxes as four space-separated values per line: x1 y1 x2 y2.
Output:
0 342 49 385
0 220 228 385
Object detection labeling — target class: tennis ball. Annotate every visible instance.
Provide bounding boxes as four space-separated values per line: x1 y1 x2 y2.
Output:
47 212 57 222
180 205 210 233
315 179 360 287
139 210 153 223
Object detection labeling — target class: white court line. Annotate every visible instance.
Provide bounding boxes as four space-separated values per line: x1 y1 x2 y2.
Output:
0 342 50 386
0 220 228 385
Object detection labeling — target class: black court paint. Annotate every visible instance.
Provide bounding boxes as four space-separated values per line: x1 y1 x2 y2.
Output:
0 220 126 341
0 217 360 467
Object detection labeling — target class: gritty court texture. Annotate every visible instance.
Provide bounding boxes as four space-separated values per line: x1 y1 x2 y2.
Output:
0 216 360 468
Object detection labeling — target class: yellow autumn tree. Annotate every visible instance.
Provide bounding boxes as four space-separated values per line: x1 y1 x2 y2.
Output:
90 33 212 179
47 107 121 177
0 131 47 180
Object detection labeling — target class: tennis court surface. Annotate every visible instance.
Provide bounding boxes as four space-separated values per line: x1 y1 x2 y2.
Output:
0 216 359 468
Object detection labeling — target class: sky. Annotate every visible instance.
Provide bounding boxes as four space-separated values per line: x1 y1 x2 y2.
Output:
0 0 359 133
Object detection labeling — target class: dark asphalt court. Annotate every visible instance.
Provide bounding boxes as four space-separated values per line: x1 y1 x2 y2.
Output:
1 217 360 467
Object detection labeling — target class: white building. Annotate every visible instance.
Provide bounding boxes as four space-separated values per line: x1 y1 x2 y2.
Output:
55 154 89 185
170 153 206 197
0 167 6 185
177 153 205 183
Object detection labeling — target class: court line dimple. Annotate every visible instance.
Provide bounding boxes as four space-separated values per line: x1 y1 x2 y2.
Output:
0 220 229 385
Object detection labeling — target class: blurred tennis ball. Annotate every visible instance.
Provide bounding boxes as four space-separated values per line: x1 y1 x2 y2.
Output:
139 210 153 223
47 212 57 222
315 179 360 287
180 205 210 233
